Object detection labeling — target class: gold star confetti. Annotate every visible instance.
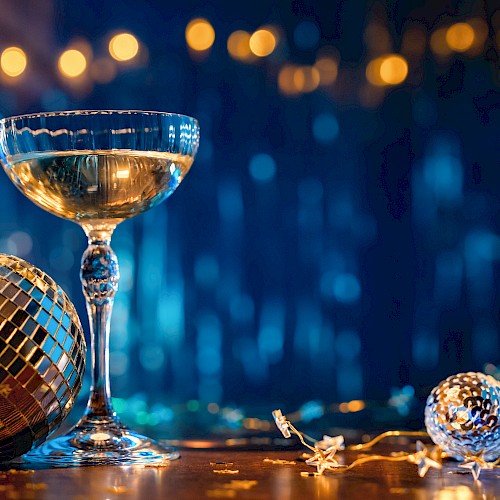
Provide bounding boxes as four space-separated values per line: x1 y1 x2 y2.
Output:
206 489 236 498
263 458 296 465
222 480 258 490
213 469 240 474
143 462 170 468
25 483 48 490
103 485 129 494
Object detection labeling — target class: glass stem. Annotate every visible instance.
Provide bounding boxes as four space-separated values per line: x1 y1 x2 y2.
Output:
80 228 119 423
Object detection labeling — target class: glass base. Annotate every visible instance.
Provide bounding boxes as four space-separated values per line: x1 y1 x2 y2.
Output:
23 421 179 466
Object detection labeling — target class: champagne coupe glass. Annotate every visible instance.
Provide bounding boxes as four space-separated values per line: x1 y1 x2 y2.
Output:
0 110 199 465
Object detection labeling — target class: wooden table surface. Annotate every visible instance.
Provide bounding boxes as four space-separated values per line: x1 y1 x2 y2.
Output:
0 447 498 499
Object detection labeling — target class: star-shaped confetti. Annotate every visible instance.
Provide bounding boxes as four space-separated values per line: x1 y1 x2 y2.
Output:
272 409 291 438
221 480 258 490
408 441 442 478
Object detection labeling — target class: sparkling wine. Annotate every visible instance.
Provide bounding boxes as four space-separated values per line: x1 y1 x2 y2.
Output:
5 149 193 223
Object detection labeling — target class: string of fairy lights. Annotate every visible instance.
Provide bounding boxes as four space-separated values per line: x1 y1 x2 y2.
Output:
0 14 496 103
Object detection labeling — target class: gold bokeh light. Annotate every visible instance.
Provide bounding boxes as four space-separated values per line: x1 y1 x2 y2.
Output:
58 49 87 78
109 33 139 61
314 56 338 86
294 66 320 93
278 65 299 96
366 54 408 86
1 47 27 77
365 57 385 86
227 30 252 61
379 55 408 85
430 27 452 57
249 29 276 57
186 18 215 51
446 22 475 52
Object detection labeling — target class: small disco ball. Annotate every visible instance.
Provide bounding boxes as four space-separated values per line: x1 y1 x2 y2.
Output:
425 372 500 461
0 254 86 461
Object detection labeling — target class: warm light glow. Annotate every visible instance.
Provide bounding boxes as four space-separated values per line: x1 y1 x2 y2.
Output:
278 65 300 96
430 28 452 57
365 57 385 86
58 49 87 78
90 432 110 441
116 169 130 179
314 56 338 85
436 486 475 500
1 47 27 77
278 64 320 95
249 29 276 57
109 33 139 61
366 54 408 86
467 18 488 55
347 400 366 412
339 402 349 413
227 30 252 61
186 18 215 51
243 417 260 429
446 22 475 52
379 55 408 84
293 66 320 92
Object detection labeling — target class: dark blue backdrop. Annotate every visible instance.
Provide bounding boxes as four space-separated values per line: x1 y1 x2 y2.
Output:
0 0 499 433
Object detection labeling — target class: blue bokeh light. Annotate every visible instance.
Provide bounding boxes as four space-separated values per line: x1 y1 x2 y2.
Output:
294 21 321 49
333 273 361 304
248 153 277 183
313 113 339 144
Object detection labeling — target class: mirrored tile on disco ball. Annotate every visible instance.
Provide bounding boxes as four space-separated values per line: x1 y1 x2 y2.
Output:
0 396 33 460
3 348 80 445
0 366 50 434
2 374 50 442
0 254 86 461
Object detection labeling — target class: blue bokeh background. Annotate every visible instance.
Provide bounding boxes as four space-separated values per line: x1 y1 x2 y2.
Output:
0 0 499 434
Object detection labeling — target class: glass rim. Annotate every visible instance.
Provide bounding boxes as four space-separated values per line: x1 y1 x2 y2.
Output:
0 109 199 126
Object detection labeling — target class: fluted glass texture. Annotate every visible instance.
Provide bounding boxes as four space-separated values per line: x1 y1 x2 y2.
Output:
0 111 200 224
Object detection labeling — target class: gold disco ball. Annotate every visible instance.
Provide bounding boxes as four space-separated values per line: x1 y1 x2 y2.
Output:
0 254 86 461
